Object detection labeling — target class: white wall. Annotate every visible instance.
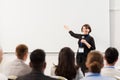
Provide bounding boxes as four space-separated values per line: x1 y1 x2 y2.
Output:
110 0 120 51
0 0 110 52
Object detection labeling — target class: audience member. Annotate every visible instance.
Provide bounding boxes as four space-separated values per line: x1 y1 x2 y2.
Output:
101 47 120 80
16 49 59 80
51 47 84 80
81 50 116 80
0 48 3 72
3 44 31 77
0 48 8 80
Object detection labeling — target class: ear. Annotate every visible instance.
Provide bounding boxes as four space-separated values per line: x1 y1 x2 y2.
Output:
41 62 46 72
43 62 46 69
23 53 28 61
114 58 118 65
115 58 118 62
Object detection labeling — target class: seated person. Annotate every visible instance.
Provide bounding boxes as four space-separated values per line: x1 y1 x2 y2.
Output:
51 47 84 80
4 44 31 77
101 47 120 80
81 50 116 80
0 48 8 80
16 49 59 80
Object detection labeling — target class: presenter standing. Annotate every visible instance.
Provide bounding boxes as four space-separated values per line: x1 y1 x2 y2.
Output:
64 24 96 74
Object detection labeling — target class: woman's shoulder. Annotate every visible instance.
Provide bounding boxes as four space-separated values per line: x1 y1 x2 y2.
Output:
51 65 57 76
77 68 84 75
87 35 95 40
51 65 57 70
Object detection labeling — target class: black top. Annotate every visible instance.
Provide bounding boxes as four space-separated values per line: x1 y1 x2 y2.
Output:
16 70 59 80
69 31 96 56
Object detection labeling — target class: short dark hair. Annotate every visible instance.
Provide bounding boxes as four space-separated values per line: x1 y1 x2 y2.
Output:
30 49 45 70
105 47 119 64
16 44 28 59
81 24 91 33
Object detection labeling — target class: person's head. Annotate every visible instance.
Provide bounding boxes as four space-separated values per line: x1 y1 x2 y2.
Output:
0 49 3 63
58 47 75 67
81 24 91 34
55 47 77 80
86 50 103 73
30 49 46 72
16 44 28 61
104 47 119 65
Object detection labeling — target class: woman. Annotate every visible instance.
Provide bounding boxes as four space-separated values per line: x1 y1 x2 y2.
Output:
81 50 116 80
51 47 84 80
64 24 96 74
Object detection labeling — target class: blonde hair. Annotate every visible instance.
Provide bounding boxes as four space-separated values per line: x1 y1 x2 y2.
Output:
86 50 103 73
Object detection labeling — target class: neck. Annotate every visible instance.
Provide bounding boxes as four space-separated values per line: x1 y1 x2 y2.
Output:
83 33 89 35
106 63 115 66
33 69 44 73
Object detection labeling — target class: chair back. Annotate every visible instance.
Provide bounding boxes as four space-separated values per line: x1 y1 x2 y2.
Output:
8 75 17 80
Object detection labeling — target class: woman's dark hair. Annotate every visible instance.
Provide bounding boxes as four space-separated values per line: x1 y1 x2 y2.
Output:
81 24 91 33
55 47 78 80
86 50 103 73
105 47 119 64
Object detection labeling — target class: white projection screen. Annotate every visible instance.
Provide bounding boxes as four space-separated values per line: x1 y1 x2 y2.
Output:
0 0 110 52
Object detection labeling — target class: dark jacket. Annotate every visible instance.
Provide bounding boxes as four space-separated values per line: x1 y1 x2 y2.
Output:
69 31 96 56
16 70 59 80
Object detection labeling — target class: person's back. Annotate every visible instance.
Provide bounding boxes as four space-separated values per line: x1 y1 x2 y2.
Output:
101 47 120 80
0 73 8 80
5 58 31 77
17 71 59 80
0 49 8 80
81 72 116 80
51 47 84 80
51 65 83 80
16 49 58 80
4 44 31 77
101 67 120 79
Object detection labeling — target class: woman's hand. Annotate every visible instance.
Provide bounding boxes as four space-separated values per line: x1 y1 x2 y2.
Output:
81 39 91 49
64 25 70 31
81 39 87 44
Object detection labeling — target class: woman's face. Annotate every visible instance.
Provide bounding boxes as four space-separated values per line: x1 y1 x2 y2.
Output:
82 26 90 34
